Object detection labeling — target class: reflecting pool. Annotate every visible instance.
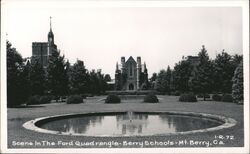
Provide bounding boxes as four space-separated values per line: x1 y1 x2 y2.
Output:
38 112 224 136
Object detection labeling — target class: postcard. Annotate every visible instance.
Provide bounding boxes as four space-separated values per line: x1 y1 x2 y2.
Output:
1 0 249 153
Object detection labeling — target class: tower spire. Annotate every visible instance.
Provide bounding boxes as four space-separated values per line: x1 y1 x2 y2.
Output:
50 16 52 31
48 16 54 44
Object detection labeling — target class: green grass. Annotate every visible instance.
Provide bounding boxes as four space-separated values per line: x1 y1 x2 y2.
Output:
7 95 244 148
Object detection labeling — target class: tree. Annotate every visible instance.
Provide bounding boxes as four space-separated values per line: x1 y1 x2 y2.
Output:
232 61 243 104
69 60 88 94
173 60 193 93
165 66 172 94
189 45 214 100
88 70 99 94
231 54 243 68
47 50 69 99
155 66 172 94
104 74 111 82
213 51 235 93
22 60 32 97
97 70 107 93
7 41 29 107
149 73 157 90
155 70 166 92
29 59 46 95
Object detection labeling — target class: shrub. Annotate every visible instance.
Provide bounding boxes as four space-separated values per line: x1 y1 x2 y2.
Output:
39 96 52 104
26 95 40 105
221 94 233 102
212 94 222 101
232 62 243 104
197 94 210 98
66 95 83 104
105 94 121 103
80 94 87 99
143 93 159 103
179 94 197 102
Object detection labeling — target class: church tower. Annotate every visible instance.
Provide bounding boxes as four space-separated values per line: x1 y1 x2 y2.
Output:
32 16 57 68
47 16 57 56
48 16 54 45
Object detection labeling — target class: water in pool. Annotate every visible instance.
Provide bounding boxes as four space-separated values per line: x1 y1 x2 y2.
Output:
39 112 223 136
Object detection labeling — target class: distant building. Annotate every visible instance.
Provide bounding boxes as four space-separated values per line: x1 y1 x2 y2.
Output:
183 55 200 66
115 56 149 91
32 17 57 68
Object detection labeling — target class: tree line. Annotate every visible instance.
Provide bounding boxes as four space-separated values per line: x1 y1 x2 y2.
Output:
150 45 243 102
7 41 243 107
7 41 111 107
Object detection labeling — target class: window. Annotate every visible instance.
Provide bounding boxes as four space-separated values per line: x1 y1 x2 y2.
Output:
129 63 133 76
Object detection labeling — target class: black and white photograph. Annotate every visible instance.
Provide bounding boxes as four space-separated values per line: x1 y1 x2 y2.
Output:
1 0 249 153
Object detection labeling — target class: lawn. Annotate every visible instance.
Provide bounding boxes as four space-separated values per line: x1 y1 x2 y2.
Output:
7 95 244 148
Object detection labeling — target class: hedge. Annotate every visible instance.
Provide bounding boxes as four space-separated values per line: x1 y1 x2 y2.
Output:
105 94 121 103
66 95 84 104
179 94 197 102
143 93 159 103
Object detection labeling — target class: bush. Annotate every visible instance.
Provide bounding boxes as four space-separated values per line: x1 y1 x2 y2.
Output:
221 94 233 102
39 96 52 104
179 94 197 102
80 94 87 99
26 95 41 105
105 94 121 103
66 95 83 104
212 94 222 101
197 94 210 98
143 93 159 103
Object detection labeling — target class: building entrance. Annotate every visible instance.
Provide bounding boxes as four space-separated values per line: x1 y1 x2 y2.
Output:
129 84 134 90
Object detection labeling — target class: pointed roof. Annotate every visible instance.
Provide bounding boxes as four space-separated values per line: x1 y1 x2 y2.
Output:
125 56 136 64
48 16 54 37
50 16 52 32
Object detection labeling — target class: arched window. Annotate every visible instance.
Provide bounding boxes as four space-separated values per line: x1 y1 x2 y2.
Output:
130 63 133 76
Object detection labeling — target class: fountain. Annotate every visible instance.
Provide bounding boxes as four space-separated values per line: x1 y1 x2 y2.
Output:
23 111 237 136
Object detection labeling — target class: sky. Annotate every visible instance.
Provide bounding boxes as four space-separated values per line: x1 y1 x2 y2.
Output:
3 1 243 78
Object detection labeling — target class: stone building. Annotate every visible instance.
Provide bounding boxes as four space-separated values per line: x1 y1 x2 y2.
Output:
32 17 57 68
115 56 149 91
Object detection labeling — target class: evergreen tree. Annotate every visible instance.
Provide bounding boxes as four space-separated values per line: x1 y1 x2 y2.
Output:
88 70 99 94
155 66 172 94
190 45 214 100
213 51 234 93
231 54 243 68
69 60 88 94
155 70 166 92
232 61 243 104
7 41 28 107
47 50 69 99
149 73 157 90
29 59 46 95
22 60 32 98
165 66 172 94
173 60 193 93
97 70 107 94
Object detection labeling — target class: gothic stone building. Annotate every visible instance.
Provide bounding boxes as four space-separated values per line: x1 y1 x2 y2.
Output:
115 56 148 91
32 17 57 68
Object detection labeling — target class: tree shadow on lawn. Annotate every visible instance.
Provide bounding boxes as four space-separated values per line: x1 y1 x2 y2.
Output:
10 105 45 108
